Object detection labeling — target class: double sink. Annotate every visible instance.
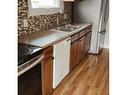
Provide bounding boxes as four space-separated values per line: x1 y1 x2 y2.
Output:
53 24 81 32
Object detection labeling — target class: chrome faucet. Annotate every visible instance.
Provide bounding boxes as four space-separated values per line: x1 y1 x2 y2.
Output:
56 16 59 28
56 11 62 27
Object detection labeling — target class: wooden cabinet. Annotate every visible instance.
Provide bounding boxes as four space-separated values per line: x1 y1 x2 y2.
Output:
78 27 92 63
71 33 79 43
85 32 92 53
70 40 78 71
43 57 53 95
79 29 86 38
78 36 86 62
85 25 92 34
43 46 53 95
70 33 79 71
43 46 53 60
70 25 92 69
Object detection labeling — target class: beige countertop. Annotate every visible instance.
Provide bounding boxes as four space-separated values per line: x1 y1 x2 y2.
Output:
18 23 92 49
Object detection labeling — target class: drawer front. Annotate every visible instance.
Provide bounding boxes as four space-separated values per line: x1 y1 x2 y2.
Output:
85 25 92 34
71 33 79 43
79 29 86 38
43 46 53 60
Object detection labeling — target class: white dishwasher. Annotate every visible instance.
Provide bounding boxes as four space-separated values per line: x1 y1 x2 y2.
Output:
53 37 71 88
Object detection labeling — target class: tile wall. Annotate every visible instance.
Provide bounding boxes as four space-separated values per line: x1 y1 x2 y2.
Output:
18 0 73 35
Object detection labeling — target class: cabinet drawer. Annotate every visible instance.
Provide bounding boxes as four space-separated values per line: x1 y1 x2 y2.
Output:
85 25 92 34
71 33 79 43
43 46 53 60
79 29 86 38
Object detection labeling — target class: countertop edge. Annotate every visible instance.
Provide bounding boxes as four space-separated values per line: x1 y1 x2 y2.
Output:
18 23 92 49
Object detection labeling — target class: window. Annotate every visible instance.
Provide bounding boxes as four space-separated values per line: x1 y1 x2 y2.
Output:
31 0 60 8
28 0 64 16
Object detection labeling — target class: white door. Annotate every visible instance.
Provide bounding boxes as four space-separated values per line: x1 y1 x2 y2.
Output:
53 37 71 88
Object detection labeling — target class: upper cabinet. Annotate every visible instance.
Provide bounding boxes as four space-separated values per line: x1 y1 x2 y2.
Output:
64 0 83 2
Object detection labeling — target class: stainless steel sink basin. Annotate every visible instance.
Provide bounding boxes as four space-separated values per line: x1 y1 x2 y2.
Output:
54 24 81 32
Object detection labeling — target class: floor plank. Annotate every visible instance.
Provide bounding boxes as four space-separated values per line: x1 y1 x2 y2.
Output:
52 49 109 95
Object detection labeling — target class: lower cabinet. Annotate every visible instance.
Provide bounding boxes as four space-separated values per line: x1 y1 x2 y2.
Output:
43 46 53 95
78 32 91 62
42 26 92 94
78 36 86 62
43 57 53 95
70 26 92 71
70 40 78 71
85 32 92 53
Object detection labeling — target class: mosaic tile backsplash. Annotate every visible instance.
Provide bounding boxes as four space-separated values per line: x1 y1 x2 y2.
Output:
18 0 73 35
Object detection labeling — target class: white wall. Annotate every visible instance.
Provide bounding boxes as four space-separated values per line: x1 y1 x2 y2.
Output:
73 0 102 53
103 19 109 48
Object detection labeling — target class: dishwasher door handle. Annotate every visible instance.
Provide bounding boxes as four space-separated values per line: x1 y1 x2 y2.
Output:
66 37 71 41
18 55 44 76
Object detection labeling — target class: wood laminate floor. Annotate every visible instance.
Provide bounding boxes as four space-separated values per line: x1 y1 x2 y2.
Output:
52 49 109 95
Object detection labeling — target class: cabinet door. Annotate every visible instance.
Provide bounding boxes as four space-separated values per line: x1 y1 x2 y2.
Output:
70 41 78 71
43 57 53 95
78 36 86 62
85 32 92 53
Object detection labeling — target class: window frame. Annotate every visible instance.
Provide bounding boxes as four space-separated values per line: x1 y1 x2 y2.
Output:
28 0 64 16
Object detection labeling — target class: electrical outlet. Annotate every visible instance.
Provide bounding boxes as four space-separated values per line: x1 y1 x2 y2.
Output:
23 19 28 28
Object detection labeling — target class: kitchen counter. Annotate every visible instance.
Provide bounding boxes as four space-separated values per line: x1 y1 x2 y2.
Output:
18 23 92 48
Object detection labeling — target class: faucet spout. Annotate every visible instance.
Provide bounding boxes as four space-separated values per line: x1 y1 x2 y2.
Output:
56 17 59 27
